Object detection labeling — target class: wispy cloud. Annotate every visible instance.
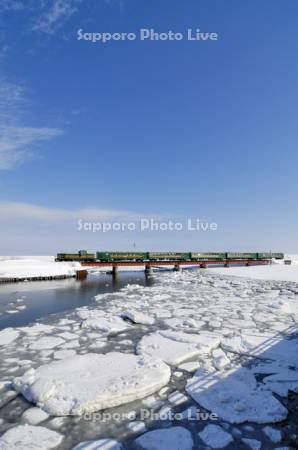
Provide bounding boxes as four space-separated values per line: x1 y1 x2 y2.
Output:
0 126 63 169
0 78 25 124
0 0 25 12
32 0 81 34
0 78 63 170
0 201 140 222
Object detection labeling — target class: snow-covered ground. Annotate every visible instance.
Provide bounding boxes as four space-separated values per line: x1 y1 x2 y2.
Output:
211 263 298 282
0 256 81 279
0 268 297 449
211 255 298 283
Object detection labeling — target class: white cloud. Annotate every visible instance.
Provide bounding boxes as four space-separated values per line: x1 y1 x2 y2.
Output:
0 201 138 222
0 79 63 169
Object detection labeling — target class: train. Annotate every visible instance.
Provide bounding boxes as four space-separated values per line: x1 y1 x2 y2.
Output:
56 250 284 262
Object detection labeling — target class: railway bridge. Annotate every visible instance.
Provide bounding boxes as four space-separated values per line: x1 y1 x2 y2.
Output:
80 258 271 277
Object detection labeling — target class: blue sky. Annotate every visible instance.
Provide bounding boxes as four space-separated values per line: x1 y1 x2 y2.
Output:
0 0 297 254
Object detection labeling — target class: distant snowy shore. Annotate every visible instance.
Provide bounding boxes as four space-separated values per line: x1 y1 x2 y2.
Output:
0 256 81 279
211 254 298 283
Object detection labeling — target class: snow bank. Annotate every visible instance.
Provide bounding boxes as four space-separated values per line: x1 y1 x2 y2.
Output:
0 256 80 278
14 353 171 415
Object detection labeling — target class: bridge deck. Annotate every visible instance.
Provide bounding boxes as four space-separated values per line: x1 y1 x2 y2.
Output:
81 259 271 267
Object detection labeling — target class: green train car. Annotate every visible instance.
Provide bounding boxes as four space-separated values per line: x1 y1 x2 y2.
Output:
227 252 258 260
96 252 148 262
56 251 95 262
190 252 226 260
96 252 191 261
148 252 190 261
257 252 284 260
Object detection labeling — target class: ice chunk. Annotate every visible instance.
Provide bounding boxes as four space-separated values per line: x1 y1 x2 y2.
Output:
160 330 220 353
186 366 287 423
263 369 298 396
212 348 229 370
167 391 189 406
0 389 17 408
137 331 201 365
0 424 63 450
0 328 19 345
21 407 49 425
72 439 123 450
53 349 76 360
81 314 129 334
221 332 298 367
127 421 146 434
199 424 234 448
241 438 261 450
178 361 200 372
120 310 154 325
263 426 282 443
21 324 54 336
30 336 64 350
134 426 193 450
14 352 171 415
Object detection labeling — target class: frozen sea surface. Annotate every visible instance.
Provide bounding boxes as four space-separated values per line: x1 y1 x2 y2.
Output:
0 269 297 449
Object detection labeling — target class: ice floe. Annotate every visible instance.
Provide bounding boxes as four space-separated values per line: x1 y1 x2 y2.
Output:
134 427 193 450
0 424 63 450
198 424 234 448
79 310 130 334
120 310 154 325
21 407 50 425
0 267 298 447
137 331 201 365
241 438 261 450
186 366 288 423
14 352 171 415
0 328 19 346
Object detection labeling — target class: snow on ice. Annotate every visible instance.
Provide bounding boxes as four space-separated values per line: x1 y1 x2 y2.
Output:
13 353 171 415
0 424 63 450
186 365 288 423
120 310 155 325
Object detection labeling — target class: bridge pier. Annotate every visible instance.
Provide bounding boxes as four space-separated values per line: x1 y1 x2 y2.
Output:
76 270 88 280
112 265 119 277
174 263 182 272
145 264 153 275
